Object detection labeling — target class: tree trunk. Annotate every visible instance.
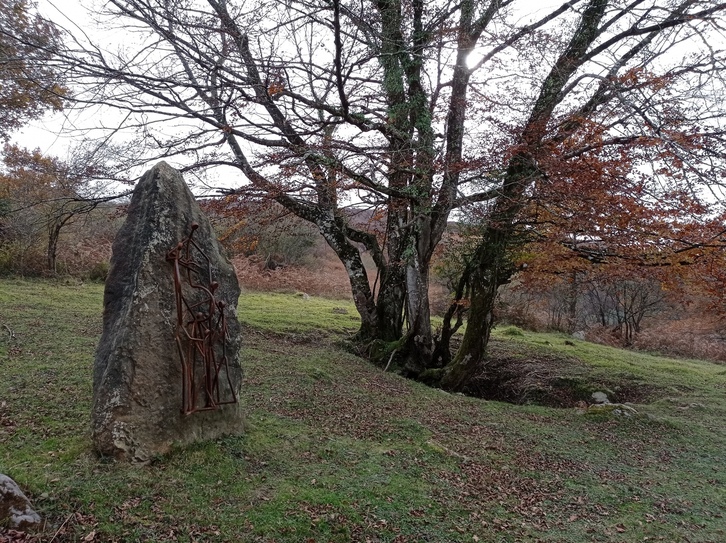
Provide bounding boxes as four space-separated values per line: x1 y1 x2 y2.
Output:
394 211 443 376
438 154 535 391
47 221 61 274
432 265 470 368
400 255 433 375
439 221 510 391
567 269 579 333
316 218 380 341
375 263 406 342
440 273 498 391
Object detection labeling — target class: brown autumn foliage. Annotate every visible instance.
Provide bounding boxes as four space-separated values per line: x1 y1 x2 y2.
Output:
453 101 726 362
0 145 121 275
0 0 67 141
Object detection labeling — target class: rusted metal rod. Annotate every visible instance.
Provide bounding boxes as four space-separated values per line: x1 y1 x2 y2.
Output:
167 223 237 415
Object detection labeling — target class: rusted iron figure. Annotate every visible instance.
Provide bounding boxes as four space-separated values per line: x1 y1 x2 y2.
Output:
167 223 237 414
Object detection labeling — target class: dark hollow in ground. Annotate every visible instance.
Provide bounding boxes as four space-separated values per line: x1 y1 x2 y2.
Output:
463 339 661 408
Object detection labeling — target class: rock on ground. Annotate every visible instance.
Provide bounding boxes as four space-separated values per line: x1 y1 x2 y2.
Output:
0 474 41 531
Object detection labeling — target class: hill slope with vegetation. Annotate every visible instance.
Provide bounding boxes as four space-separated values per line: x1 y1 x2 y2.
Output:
0 280 724 542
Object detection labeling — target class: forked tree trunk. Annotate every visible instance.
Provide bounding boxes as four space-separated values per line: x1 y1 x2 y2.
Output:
439 229 509 391
431 267 470 368
439 0 610 391
395 214 444 376
437 154 534 390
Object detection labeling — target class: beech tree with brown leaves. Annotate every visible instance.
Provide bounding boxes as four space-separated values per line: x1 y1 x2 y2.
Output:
0 144 120 273
434 1 726 389
48 0 726 389
0 0 66 141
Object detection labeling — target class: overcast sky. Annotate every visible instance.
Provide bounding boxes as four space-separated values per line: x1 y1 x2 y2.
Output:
12 0 101 156
21 0 566 159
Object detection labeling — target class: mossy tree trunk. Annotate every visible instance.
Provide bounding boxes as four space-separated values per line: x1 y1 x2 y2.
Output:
439 0 610 391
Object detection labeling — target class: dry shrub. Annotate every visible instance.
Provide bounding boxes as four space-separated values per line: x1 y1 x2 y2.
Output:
214 200 319 268
634 317 726 363
56 237 112 277
233 244 354 299
0 240 46 276
582 325 624 348
429 279 452 317
495 285 549 331
0 238 112 278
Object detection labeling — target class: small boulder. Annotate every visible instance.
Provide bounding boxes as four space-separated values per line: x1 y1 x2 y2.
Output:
591 391 610 404
0 474 41 531
572 331 586 341
586 403 638 417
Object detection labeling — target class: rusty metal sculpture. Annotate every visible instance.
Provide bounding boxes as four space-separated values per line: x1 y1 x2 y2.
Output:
167 223 238 415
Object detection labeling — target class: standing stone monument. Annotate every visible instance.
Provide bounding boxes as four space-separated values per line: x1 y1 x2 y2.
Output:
92 162 244 462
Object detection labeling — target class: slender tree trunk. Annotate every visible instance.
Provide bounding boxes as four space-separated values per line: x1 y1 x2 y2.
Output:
401 252 433 375
431 267 469 368
47 221 61 274
567 269 579 333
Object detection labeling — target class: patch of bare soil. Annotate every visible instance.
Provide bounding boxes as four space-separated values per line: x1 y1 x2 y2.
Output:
464 340 586 406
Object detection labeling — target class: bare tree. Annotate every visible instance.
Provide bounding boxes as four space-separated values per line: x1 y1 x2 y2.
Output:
583 275 666 345
41 0 726 387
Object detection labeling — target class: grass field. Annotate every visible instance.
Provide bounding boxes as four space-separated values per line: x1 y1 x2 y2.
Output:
0 279 725 542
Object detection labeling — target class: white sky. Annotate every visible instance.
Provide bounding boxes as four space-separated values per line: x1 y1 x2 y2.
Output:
19 0 564 161
12 0 93 156
16 0 722 199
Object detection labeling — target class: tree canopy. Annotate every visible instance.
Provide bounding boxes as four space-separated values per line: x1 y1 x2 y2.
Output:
0 0 67 141
49 0 726 389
